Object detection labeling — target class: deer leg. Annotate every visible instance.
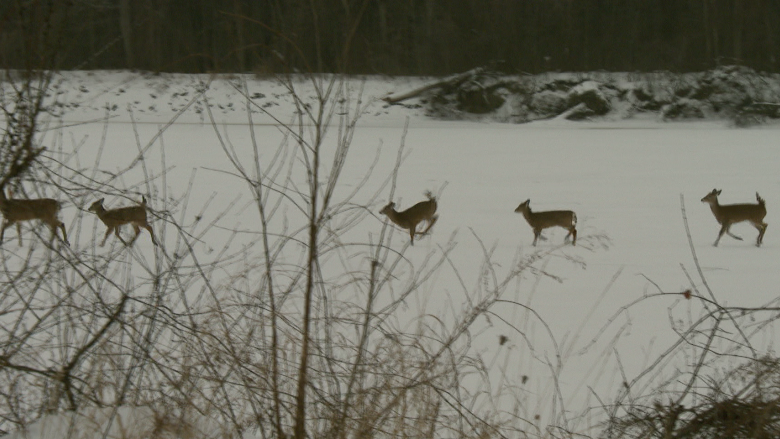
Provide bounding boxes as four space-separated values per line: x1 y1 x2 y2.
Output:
418 215 438 236
15 223 22 246
0 220 8 245
100 228 113 246
569 226 577 246
127 225 142 246
532 229 541 246
753 221 768 246
144 224 158 246
726 230 743 241
46 223 56 243
714 225 729 247
114 227 129 246
57 221 69 246
45 220 65 244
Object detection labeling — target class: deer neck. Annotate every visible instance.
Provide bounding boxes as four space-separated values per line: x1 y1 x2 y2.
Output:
520 207 534 222
707 200 724 221
384 207 408 227
385 208 402 223
90 205 107 217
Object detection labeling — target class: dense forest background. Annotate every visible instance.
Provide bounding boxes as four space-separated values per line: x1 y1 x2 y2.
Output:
1 0 780 75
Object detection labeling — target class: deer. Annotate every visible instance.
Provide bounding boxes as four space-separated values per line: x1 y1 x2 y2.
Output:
701 189 767 247
380 191 438 245
88 196 158 247
0 189 69 246
514 199 577 246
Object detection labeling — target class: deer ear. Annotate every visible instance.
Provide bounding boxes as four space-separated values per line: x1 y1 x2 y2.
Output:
716 189 722 195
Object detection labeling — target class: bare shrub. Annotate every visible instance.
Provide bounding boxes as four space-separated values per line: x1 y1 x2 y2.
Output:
600 196 780 439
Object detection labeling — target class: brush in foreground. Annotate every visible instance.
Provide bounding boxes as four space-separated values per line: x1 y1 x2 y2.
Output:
89 196 158 247
380 191 438 245
514 199 577 246
701 188 767 247
0 191 69 246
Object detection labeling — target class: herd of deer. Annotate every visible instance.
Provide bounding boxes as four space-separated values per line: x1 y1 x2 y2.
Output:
0 190 157 248
380 188 769 248
0 187 768 249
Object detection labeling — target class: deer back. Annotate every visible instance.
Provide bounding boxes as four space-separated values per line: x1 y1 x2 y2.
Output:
0 195 60 223
515 200 574 229
703 190 766 225
381 196 437 229
713 202 766 224
400 198 437 221
529 209 576 228
100 205 148 226
89 198 150 227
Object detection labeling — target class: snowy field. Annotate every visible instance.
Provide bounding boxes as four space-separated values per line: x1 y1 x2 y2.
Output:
7 71 780 437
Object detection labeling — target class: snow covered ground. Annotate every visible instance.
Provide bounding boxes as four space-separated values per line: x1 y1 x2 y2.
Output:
7 71 780 437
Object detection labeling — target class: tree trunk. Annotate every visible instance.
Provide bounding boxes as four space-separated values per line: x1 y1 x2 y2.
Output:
733 0 744 62
119 0 133 68
378 0 387 46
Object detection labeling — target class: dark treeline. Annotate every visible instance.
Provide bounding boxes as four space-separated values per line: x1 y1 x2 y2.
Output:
2 0 780 75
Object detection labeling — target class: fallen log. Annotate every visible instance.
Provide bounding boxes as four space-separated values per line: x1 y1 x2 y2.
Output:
382 68 483 104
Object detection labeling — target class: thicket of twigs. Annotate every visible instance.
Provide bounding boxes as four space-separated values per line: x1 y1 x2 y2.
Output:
4 73 780 439
0 57 570 439
598 198 780 438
